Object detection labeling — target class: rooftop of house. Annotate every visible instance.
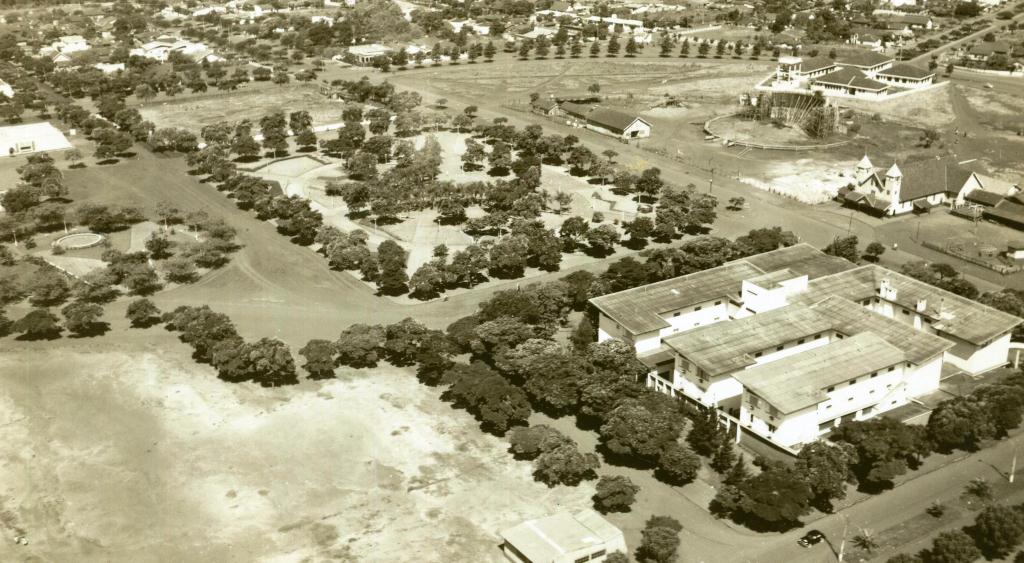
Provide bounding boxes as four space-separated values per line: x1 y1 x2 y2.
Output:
585 107 648 133
590 243 856 335
747 267 801 289
734 332 906 414
500 510 622 563
801 264 1021 345
965 189 1005 207
663 304 834 376
876 62 934 79
836 50 894 68
897 159 975 202
532 98 559 111
814 67 889 91
348 43 392 55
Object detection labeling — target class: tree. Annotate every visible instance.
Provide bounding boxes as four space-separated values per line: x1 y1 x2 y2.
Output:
657 442 702 485
593 475 640 513
926 530 981 563
965 478 993 502
61 301 103 335
624 217 655 246
335 323 386 368
735 226 797 255
12 308 61 339
606 34 621 57
865 241 886 262
145 233 172 259
823 235 859 262
231 122 261 159
600 399 682 464
534 442 600 486
376 240 409 295
509 425 572 460
794 441 858 511
30 269 70 306
637 516 682 563
969 504 1024 558
729 467 813 529
299 339 337 379
571 315 597 353
586 224 620 256
625 37 639 57
216 337 298 387
93 128 133 159
852 530 879 554
134 83 156 102
409 262 446 299
126 298 160 327
724 454 751 486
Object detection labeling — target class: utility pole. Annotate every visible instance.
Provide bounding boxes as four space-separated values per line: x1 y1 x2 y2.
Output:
1012 451 1018 483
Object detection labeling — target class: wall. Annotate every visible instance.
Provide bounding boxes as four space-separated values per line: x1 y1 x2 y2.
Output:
904 354 943 397
944 332 1012 374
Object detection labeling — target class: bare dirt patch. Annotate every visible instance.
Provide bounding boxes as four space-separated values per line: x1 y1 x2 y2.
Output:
0 348 593 561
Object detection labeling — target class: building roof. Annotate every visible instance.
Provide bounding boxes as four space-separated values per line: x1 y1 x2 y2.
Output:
500 510 622 563
837 50 894 68
965 189 1005 207
814 67 889 91
590 243 856 335
663 304 833 376
897 159 975 202
801 56 837 73
986 200 1024 229
591 261 761 334
747 268 800 289
532 99 559 112
969 41 1010 57
801 264 1021 345
806 295 954 364
734 333 906 414
348 43 392 55
877 63 934 79
742 242 856 279
584 107 649 134
560 101 591 119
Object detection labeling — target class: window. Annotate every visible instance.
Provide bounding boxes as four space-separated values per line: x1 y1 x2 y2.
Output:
695 305 702 311
902 309 910 315
590 550 607 560
837 334 844 339
849 378 857 385
673 312 680 317
870 389 875 394
826 404 832 409
888 366 895 372
715 300 722 305
754 351 762 358
776 345 784 351
767 424 777 433
849 396 854 401
827 386 835 392
575 557 589 563
798 339 805 345
870 372 877 378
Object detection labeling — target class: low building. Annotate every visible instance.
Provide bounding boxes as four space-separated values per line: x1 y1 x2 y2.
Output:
531 98 560 116
874 63 935 88
347 44 393 65
811 67 890 98
560 103 651 139
842 156 983 215
591 243 1021 451
0 122 73 157
500 510 625 563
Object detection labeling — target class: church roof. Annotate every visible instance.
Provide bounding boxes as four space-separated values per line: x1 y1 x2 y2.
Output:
857 155 873 169
886 163 902 177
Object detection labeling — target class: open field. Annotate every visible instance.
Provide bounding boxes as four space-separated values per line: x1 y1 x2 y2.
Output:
138 84 344 131
0 345 593 561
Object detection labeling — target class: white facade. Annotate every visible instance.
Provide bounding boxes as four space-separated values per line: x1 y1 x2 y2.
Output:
0 79 12 99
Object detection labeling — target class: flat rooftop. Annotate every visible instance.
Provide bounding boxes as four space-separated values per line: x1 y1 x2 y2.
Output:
663 304 833 376
734 333 906 414
500 510 621 562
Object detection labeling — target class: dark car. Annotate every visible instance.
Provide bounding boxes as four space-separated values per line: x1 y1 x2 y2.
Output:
798 530 825 547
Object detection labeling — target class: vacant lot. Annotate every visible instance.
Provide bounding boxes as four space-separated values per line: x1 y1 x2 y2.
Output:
138 84 343 132
0 345 593 561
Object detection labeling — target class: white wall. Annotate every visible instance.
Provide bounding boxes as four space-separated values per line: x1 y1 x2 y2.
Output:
945 332 1012 374
905 355 943 397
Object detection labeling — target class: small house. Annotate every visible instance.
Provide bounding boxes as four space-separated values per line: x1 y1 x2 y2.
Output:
500 510 626 563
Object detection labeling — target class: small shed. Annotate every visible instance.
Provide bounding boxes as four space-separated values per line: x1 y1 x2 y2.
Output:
500 510 626 563
1008 241 1024 261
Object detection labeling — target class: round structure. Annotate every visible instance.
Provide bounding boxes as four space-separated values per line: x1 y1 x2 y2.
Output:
54 232 105 250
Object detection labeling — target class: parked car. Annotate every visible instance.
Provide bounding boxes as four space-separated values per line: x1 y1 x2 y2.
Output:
798 530 825 547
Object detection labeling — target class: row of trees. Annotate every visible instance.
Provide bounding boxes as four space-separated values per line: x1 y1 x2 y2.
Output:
889 501 1024 562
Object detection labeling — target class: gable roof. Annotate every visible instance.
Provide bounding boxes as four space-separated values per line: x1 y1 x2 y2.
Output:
965 189 1004 207
584 107 649 133
734 333 906 414
877 63 934 79
532 99 559 112
897 159 975 202
837 50 894 68
814 67 888 91
801 56 837 73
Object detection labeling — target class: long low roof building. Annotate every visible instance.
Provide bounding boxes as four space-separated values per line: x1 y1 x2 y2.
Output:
734 332 906 414
0 122 72 157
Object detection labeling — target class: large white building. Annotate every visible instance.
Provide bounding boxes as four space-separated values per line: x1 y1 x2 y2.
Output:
765 52 935 100
590 244 1021 451
842 156 986 216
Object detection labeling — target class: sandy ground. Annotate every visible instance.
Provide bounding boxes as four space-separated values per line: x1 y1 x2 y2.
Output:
739 157 858 204
0 346 594 562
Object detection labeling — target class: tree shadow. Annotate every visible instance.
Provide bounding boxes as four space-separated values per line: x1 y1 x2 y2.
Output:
118 151 137 158
346 209 370 220
297 145 317 153
595 442 656 470
68 162 87 169
15 329 63 341
69 322 111 338
233 155 260 163
622 238 648 251
130 317 162 329
97 158 120 165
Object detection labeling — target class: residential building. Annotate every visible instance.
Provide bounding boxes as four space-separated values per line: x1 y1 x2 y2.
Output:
874 63 936 88
0 122 73 157
560 103 652 139
590 244 1021 451
500 510 626 563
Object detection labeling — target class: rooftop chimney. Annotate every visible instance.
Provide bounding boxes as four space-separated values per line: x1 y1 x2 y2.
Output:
879 278 897 301
916 298 927 312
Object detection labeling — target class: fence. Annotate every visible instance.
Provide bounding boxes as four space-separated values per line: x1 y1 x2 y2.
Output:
953 65 1024 77
920 240 1024 275
702 114 851 151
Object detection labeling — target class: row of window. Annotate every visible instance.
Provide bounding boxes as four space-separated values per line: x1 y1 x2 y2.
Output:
573 549 607 563
671 300 724 317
